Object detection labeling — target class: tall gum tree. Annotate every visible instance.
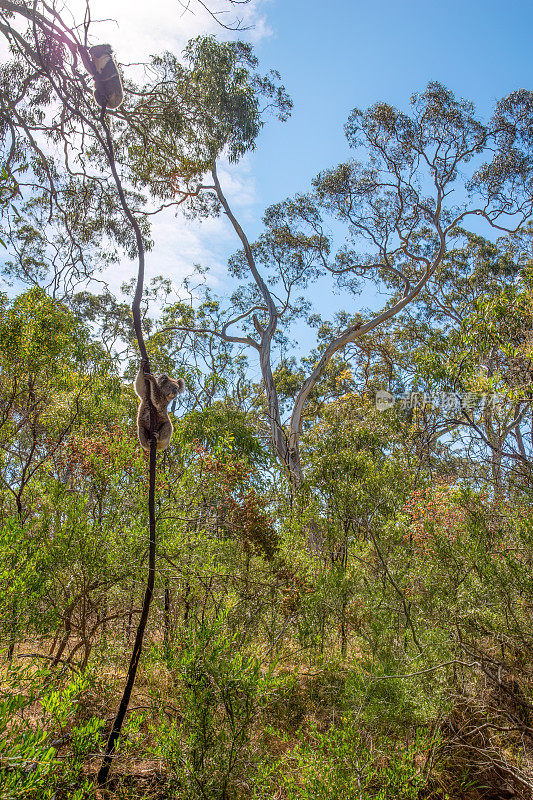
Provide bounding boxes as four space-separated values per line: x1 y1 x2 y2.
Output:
3 5 532 490
0 1 280 785
162 83 533 486
0 1 268 298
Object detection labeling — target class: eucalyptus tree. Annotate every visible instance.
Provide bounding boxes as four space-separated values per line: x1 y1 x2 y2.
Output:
160 84 533 486
0 0 270 299
0 0 142 296
397 227 533 493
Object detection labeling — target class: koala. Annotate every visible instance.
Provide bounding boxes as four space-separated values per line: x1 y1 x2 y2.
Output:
134 362 185 452
88 44 123 110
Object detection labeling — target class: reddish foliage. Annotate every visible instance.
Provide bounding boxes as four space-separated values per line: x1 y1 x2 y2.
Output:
192 440 279 560
59 424 138 481
403 483 467 554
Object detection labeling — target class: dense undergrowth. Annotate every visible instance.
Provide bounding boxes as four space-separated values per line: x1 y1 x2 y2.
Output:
1 307 532 798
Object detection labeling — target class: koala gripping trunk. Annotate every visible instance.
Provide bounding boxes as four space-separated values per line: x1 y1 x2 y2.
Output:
96 107 159 787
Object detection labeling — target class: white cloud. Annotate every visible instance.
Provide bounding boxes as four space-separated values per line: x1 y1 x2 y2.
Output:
100 154 259 299
71 0 271 63
82 1 270 296
1 1 271 299
101 203 235 297
217 157 257 211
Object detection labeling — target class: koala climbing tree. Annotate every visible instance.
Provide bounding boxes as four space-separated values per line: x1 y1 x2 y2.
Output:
0 0 273 789
88 44 124 110
94 99 159 791
135 362 185 452
77 43 124 110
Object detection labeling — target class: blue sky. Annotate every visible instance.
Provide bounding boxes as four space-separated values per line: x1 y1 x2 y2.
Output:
4 0 531 332
67 0 533 294
251 0 532 214
218 0 533 340
174 0 522 346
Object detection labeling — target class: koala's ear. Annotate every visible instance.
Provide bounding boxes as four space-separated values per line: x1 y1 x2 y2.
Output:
177 377 186 393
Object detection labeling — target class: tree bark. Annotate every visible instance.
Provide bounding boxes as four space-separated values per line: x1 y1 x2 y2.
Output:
97 108 159 787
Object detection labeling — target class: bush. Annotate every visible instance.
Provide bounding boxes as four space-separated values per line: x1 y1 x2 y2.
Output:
0 663 104 799
253 720 435 800
149 615 267 799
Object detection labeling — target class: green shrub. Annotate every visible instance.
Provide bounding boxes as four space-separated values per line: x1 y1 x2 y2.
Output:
149 616 267 799
0 664 103 799
253 721 435 800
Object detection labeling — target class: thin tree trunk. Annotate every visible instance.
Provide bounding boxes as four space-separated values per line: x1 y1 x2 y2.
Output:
164 581 172 649
183 581 191 627
98 439 157 784
97 107 159 787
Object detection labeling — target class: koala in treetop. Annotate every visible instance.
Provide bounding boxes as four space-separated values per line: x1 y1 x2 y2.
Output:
134 362 185 452
89 44 124 110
